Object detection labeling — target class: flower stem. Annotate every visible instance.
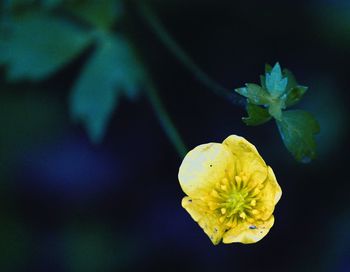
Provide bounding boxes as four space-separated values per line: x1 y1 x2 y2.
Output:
138 3 246 107
146 81 187 158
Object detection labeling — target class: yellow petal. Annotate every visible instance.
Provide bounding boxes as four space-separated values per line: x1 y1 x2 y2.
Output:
182 197 225 245
223 216 275 244
178 143 235 198
222 135 267 183
256 166 282 220
267 166 282 205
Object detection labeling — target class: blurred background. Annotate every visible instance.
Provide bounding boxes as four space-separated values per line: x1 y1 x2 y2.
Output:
1 0 350 271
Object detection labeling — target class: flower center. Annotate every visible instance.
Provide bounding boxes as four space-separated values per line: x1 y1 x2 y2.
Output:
206 172 264 228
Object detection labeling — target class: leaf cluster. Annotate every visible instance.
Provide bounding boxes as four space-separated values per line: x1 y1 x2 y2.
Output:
0 0 146 143
235 63 320 162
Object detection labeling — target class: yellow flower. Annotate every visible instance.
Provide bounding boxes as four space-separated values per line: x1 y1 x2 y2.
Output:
178 135 282 245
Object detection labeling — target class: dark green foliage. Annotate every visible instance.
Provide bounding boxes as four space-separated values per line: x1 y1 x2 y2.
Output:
0 0 146 143
0 13 92 80
242 103 271 126
277 110 320 163
70 34 145 143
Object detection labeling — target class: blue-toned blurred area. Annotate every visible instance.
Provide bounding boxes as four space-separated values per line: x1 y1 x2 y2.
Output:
1 0 350 271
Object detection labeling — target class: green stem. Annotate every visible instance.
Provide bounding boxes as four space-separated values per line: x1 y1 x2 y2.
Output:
146 81 187 158
138 3 245 107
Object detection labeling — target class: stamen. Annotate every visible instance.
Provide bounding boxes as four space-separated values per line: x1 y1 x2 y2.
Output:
239 212 247 219
211 190 219 198
220 185 228 191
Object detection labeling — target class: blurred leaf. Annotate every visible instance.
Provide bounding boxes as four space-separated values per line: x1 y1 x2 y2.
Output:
8 0 35 8
70 34 145 143
42 0 62 9
242 103 271 126
235 83 270 105
65 0 123 29
276 110 320 163
0 12 92 80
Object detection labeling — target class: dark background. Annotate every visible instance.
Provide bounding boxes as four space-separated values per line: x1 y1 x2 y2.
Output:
1 0 350 271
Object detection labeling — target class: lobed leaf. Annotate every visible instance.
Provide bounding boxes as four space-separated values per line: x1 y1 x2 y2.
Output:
70 34 145 143
276 110 320 163
242 103 271 126
0 12 92 80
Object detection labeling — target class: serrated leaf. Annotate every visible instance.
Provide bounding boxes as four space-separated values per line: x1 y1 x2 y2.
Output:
64 0 123 29
70 34 145 143
0 12 92 80
242 103 271 126
265 63 288 97
235 83 270 105
276 110 320 163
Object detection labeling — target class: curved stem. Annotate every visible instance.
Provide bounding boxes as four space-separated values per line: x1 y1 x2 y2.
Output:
138 3 246 107
146 81 187 158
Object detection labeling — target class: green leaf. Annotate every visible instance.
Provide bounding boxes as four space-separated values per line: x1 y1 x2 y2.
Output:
235 83 270 105
70 34 145 143
0 12 92 80
276 110 320 163
42 0 62 9
242 103 271 126
64 0 123 29
265 62 288 97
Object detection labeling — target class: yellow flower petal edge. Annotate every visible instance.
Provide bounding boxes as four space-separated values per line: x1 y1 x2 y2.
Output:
179 135 282 245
